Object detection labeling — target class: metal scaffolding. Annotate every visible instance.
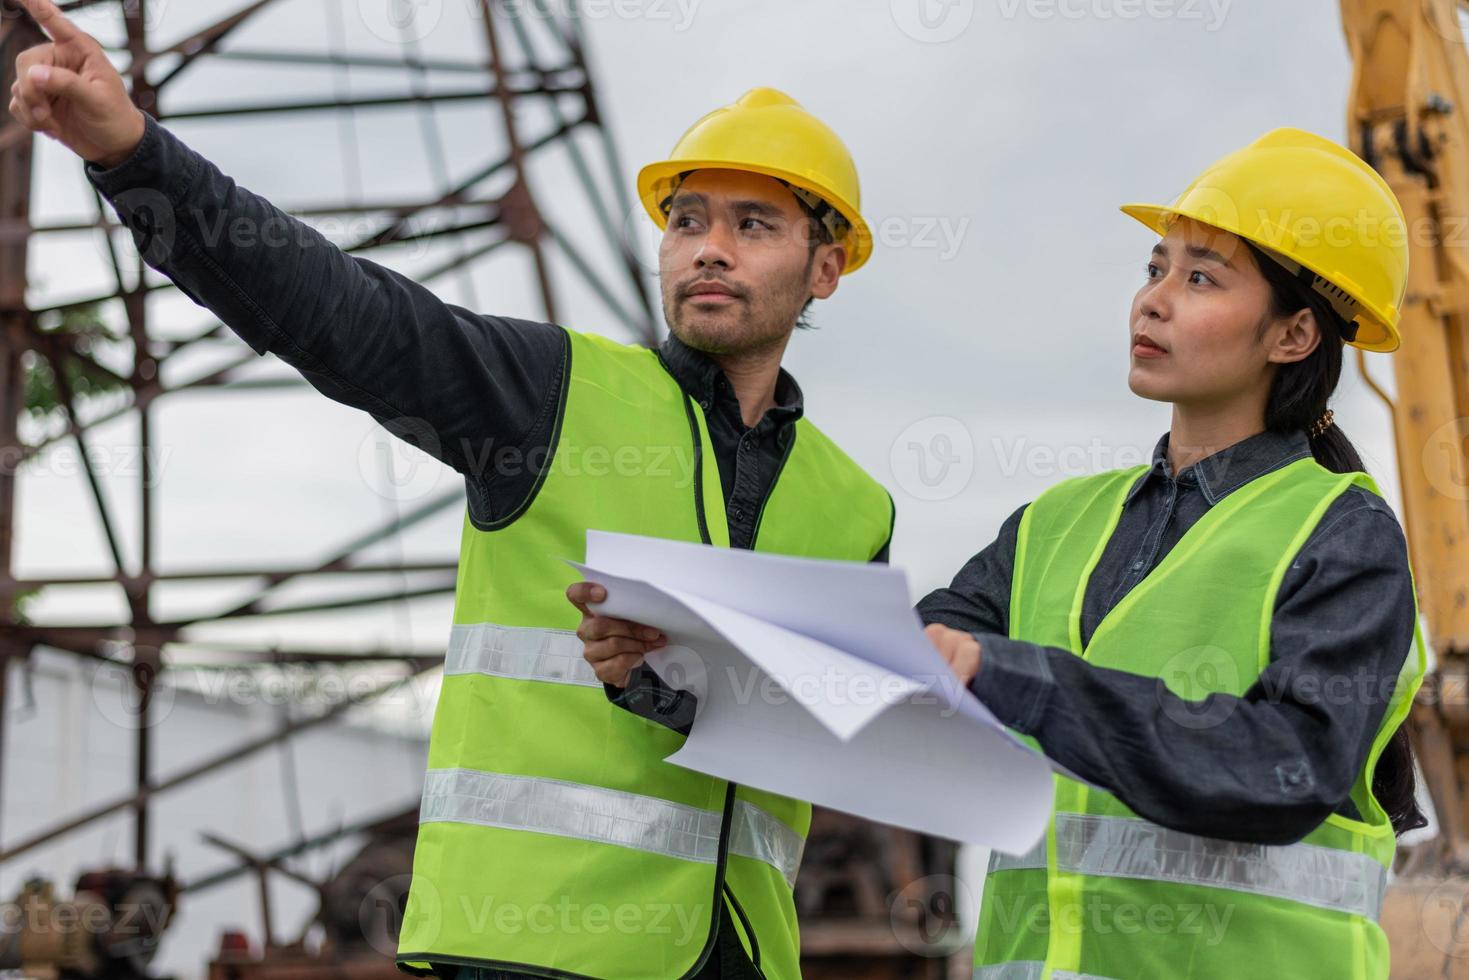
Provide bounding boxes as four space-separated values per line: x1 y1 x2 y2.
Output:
0 0 653 927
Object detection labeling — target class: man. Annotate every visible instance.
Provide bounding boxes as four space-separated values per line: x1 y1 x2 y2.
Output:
10 1 894 977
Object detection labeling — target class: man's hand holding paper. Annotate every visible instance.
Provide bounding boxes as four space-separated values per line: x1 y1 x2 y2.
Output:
567 581 666 688
565 530 1055 855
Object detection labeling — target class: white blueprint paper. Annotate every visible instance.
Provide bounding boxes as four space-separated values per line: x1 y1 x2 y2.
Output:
569 530 1054 855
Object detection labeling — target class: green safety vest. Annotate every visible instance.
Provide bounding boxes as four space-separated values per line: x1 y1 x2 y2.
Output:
973 456 1427 980
395 328 894 979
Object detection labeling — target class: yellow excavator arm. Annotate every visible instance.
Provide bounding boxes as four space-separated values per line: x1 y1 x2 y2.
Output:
1341 1 1469 972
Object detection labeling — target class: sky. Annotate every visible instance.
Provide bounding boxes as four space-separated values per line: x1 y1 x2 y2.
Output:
16 0 1413 722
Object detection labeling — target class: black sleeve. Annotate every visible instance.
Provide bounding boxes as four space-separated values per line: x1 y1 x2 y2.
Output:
964 493 1417 845
915 502 1028 635
84 112 566 525
605 666 696 737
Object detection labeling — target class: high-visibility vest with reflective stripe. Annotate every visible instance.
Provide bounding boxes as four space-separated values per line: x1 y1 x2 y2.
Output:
974 456 1427 980
395 328 893 979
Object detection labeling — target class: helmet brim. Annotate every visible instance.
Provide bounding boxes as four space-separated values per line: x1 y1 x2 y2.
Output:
637 158 873 274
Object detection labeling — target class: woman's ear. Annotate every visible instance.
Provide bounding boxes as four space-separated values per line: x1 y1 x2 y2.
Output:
1267 308 1322 366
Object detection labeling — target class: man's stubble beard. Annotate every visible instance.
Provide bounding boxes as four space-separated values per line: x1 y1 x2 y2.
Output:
661 263 812 357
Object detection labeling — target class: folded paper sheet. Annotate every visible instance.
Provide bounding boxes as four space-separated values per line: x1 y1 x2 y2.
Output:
570 530 1055 855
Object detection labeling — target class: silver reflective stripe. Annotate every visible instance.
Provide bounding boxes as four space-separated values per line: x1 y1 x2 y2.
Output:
973 964 1117 980
974 964 1043 980
989 833 1046 874
421 768 803 885
982 812 1385 920
731 800 805 888
445 623 599 687
421 768 720 861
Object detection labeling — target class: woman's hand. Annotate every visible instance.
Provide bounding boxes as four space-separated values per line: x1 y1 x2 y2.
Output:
9 0 146 167
566 582 667 688
924 623 982 685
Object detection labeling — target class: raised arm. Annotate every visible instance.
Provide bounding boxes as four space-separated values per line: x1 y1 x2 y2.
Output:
10 0 567 522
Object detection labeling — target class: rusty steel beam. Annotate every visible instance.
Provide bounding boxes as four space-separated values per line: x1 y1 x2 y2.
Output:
0 0 655 920
164 81 584 121
3 558 459 593
0 1 46 856
163 646 446 666
478 0 557 321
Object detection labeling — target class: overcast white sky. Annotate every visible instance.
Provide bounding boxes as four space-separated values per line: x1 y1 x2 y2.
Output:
17 0 1409 724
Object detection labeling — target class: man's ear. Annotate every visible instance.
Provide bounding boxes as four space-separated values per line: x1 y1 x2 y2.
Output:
809 243 846 300
1268 308 1323 366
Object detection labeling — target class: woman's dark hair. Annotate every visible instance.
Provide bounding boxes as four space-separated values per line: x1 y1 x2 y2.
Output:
1246 239 1427 836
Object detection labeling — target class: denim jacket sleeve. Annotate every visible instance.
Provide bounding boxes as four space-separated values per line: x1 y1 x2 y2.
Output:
918 491 1417 845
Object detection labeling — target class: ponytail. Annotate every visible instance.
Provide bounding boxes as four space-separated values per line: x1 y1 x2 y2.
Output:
1247 241 1427 836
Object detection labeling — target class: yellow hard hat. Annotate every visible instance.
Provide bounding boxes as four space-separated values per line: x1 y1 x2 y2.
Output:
1121 128 1409 353
637 87 873 274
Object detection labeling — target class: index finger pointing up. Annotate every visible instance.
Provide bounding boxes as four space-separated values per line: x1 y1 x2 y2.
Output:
18 0 82 43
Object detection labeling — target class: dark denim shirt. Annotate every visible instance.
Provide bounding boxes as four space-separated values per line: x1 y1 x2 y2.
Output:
918 428 1417 845
85 110 833 980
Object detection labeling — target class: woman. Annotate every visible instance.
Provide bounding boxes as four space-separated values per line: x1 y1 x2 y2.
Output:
920 127 1426 979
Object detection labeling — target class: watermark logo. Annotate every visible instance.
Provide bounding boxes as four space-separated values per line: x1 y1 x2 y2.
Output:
105 188 176 267
1423 416 1469 502
358 0 445 44
891 0 975 43
371 873 436 952
514 0 702 32
890 873 972 956
1155 645 1239 731
1419 876 1469 960
890 416 975 502
357 417 445 502
645 645 709 702
992 436 1150 480
996 0 1231 31
984 892 1236 944
11 443 174 488
89 650 178 731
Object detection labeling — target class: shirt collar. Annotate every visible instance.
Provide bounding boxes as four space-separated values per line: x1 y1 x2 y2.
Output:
657 332 805 429
1125 428 1313 507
